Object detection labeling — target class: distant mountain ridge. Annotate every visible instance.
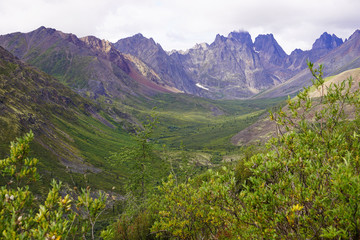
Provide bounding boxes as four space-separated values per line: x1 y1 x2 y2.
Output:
1 27 359 99
256 30 360 98
0 26 181 101
114 29 352 99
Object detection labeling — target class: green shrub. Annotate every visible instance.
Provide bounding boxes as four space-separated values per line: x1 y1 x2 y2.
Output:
149 63 360 239
0 131 107 239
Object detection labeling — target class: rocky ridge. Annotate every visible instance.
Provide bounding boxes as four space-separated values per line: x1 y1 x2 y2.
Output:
0 27 181 100
2 27 359 99
114 30 348 99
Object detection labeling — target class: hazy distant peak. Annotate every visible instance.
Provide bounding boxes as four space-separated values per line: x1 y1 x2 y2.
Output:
290 48 304 55
312 32 343 50
254 33 287 58
133 33 144 38
194 42 209 50
214 34 227 43
228 31 253 45
349 29 360 40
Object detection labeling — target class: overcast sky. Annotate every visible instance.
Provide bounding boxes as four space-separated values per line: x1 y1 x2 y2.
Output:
0 0 359 54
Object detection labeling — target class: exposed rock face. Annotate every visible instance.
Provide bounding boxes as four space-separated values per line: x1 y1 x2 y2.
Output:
0 27 180 100
312 32 343 50
170 31 281 98
113 30 349 99
256 30 360 99
287 32 344 71
254 34 295 84
113 34 198 94
254 34 287 67
173 31 344 99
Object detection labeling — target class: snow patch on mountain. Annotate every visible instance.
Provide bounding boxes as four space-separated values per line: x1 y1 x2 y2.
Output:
196 83 209 90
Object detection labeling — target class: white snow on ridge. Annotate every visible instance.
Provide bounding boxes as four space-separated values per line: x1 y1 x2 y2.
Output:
196 83 209 91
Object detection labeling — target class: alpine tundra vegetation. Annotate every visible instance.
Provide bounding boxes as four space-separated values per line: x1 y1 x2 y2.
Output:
2 26 360 239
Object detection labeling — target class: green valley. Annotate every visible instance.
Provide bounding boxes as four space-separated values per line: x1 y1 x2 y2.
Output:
2 25 360 239
0 45 285 194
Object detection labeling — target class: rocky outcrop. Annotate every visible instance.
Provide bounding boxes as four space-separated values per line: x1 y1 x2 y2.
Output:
312 32 343 50
113 34 198 94
254 34 295 84
170 31 280 98
254 34 287 67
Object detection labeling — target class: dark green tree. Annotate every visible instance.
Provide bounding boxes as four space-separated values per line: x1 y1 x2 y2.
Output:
109 111 160 200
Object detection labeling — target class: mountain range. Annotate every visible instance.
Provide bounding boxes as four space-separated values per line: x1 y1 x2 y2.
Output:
114 30 350 99
1 27 359 100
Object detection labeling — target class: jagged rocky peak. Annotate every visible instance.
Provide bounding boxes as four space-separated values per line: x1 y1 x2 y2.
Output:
312 32 343 50
28 26 58 39
130 33 156 45
254 33 287 58
213 34 227 44
114 32 163 55
122 33 156 46
80 36 112 53
193 42 209 50
172 42 209 55
227 31 253 45
31 26 83 46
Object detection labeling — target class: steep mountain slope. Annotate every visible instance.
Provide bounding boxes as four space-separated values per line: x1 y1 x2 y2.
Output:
257 30 359 98
113 34 198 94
0 46 134 191
286 32 343 71
253 33 299 87
0 27 179 100
170 31 277 99
115 30 346 99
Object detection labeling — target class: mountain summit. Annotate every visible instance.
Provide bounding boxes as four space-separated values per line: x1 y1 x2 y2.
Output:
113 33 198 94
312 32 343 50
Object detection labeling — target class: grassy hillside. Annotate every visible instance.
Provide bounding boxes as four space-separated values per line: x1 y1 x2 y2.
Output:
0 46 136 194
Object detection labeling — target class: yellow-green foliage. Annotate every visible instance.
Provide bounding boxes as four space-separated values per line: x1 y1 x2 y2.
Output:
144 63 360 239
0 131 107 239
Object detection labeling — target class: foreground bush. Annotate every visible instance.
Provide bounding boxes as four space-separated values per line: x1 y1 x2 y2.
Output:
149 63 360 239
0 131 107 239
